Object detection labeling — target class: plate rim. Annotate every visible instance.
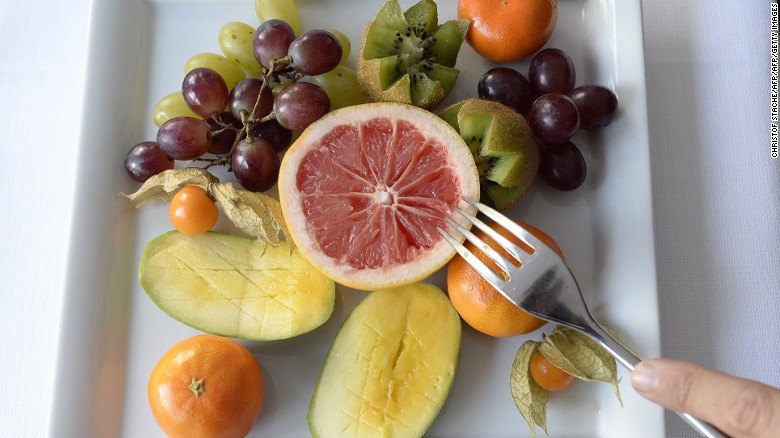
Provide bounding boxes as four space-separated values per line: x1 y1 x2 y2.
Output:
47 0 663 436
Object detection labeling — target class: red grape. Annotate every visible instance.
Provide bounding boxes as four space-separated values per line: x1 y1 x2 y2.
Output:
478 67 535 115
231 138 280 192
529 48 576 95
568 85 618 130
288 30 342 76
528 94 581 145
228 78 273 121
157 117 211 160
249 119 293 152
273 82 330 131
205 112 240 155
539 141 587 191
125 141 174 182
254 19 295 70
182 67 229 118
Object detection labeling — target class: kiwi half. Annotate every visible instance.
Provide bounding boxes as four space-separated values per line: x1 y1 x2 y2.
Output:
439 99 540 210
357 0 469 110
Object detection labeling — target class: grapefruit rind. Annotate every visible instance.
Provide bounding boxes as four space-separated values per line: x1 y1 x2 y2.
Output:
278 102 479 290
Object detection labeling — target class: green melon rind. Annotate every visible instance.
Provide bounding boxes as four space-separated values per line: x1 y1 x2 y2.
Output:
308 283 462 438
139 231 336 341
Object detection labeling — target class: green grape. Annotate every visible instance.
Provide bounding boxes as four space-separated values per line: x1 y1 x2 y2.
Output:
255 0 302 35
152 92 201 127
219 22 263 75
272 81 293 96
184 53 246 91
325 28 351 65
305 65 364 110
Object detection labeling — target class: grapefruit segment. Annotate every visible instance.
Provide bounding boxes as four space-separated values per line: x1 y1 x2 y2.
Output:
279 102 480 290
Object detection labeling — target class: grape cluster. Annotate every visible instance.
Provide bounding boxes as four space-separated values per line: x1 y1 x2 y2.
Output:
478 48 618 191
125 19 345 193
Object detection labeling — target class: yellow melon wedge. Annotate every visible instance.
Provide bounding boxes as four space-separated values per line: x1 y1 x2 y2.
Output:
308 283 461 437
139 231 335 341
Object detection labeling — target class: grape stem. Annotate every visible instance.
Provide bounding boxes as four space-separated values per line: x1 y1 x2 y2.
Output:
211 113 240 130
205 54 294 169
194 156 230 170
259 113 276 123
207 126 237 139
248 55 291 122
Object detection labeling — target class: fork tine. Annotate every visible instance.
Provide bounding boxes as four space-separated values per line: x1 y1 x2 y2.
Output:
444 216 513 277
455 206 722 437
453 205 532 267
462 198 547 252
437 226 507 290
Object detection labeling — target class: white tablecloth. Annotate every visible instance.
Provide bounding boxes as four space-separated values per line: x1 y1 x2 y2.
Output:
0 0 775 437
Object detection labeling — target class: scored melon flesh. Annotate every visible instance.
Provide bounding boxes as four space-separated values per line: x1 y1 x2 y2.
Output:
139 231 335 341
308 283 461 437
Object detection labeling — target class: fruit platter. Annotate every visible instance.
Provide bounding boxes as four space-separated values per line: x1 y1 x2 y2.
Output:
50 0 663 436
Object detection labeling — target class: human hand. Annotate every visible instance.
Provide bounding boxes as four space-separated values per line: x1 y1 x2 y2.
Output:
631 358 780 438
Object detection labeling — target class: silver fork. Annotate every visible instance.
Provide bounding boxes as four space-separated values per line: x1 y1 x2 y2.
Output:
438 198 726 438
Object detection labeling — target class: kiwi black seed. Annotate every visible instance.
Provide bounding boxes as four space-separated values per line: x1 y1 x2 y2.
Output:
357 0 469 110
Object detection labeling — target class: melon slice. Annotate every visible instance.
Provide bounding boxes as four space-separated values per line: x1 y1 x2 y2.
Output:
139 231 335 341
308 283 461 437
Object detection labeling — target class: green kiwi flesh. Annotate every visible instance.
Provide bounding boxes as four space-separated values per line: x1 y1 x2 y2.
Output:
358 0 469 109
439 99 541 210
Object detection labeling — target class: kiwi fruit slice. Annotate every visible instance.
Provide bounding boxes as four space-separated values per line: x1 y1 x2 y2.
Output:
357 0 469 110
439 99 540 210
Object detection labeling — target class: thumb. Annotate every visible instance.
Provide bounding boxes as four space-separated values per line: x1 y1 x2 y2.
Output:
631 358 780 438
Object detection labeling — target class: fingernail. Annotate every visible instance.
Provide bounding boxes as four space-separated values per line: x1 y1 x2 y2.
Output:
632 362 659 393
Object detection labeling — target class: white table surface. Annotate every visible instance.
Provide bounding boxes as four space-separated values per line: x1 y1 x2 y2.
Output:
0 0 775 437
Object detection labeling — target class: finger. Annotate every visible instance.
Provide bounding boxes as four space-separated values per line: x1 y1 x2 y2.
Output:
632 358 780 438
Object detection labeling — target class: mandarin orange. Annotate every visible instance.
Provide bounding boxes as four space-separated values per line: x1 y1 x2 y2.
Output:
458 0 558 62
148 334 264 438
447 220 563 337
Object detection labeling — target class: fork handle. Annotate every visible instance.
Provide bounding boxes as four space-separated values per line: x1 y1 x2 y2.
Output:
588 324 728 438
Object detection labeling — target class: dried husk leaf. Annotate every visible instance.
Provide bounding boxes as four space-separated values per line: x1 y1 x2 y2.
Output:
510 340 549 438
604 325 643 360
123 168 218 209
208 182 291 248
539 326 622 404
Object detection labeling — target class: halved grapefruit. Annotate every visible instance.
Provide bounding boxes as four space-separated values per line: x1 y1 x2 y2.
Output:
278 102 480 290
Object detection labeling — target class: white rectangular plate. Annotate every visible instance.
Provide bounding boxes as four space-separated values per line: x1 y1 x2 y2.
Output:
49 0 662 436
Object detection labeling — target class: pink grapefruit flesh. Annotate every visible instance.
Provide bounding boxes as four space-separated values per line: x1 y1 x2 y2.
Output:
279 102 480 290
